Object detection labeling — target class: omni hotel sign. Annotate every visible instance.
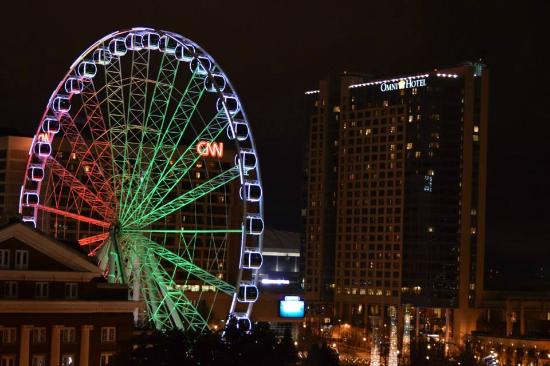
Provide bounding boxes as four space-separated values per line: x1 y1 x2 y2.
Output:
380 78 427 92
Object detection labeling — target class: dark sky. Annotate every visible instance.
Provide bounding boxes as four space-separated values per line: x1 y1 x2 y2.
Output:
1 1 549 274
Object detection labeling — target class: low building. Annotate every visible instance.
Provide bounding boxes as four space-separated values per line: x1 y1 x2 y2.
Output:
0 221 139 366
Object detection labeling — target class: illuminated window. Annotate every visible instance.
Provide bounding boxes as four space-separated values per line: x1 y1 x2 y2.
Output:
415 151 421 158
195 172 201 179
427 226 434 233
61 355 74 366
408 115 413 122
406 143 413 150
427 169 435 176
474 125 479 133
383 100 389 107
100 354 115 366
365 128 371 136
71 153 77 160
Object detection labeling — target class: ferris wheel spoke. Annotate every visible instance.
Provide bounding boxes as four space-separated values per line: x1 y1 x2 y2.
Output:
59 114 115 202
143 237 235 296
78 232 110 246
79 80 118 208
47 157 115 221
120 69 206 223
36 204 111 228
120 54 180 220
124 166 239 228
142 248 208 330
125 110 229 221
114 50 151 212
104 56 128 207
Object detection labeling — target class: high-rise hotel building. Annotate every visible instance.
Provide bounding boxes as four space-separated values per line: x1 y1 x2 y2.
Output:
303 64 488 335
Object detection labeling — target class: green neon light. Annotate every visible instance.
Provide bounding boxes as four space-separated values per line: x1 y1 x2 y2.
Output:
123 229 241 234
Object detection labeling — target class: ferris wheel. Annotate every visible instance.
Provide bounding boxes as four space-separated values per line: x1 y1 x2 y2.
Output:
19 28 264 331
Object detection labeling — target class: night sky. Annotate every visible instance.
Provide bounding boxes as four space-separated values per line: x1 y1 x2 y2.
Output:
1 1 548 280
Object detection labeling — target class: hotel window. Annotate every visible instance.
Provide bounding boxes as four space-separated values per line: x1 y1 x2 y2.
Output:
61 355 75 366
101 327 116 343
62 327 76 344
35 282 49 299
3 281 17 298
31 356 47 366
100 353 115 366
1 327 17 344
32 328 47 344
1 356 16 366
14 250 29 269
0 249 9 269
65 283 78 299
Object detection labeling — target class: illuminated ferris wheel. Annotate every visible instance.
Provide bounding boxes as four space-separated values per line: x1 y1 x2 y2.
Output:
19 28 264 331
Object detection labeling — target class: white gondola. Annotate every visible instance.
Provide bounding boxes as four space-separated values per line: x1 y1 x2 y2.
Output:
190 56 212 75
27 165 44 182
41 117 60 134
77 61 97 78
125 33 144 50
242 250 263 269
237 284 259 303
143 32 160 50
159 35 178 54
109 37 127 57
22 191 40 206
240 181 262 202
175 43 194 62
51 96 70 113
21 216 36 225
205 73 226 92
245 215 264 235
236 149 257 171
33 141 51 157
64 77 83 94
93 48 112 65
216 94 240 115
229 119 249 141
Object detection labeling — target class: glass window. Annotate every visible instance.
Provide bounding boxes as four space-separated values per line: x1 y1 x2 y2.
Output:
1 327 17 344
62 327 76 344
14 250 29 269
1 356 16 366
65 283 78 299
32 328 47 344
31 355 47 366
61 355 74 366
35 282 49 299
100 353 115 366
3 282 18 298
0 249 9 269
101 327 116 343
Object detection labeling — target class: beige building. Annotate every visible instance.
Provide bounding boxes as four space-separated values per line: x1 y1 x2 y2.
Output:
0 135 33 217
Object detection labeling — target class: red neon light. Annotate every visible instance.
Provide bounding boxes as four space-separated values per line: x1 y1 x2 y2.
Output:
37 204 111 228
196 141 223 158
79 232 110 246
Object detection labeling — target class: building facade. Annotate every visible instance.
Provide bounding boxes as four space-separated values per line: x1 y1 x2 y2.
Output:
303 64 489 341
0 222 138 365
0 135 33 217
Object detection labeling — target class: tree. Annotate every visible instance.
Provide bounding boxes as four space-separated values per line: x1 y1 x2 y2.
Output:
305 341 339 366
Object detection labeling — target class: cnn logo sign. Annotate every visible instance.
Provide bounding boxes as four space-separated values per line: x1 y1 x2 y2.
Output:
196 141 224 158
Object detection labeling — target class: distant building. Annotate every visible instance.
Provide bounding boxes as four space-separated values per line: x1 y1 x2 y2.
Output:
0 222 138 366
303 63 489 342
0 135 33 217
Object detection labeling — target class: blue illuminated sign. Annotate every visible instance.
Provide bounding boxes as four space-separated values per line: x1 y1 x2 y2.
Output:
279 296 305 318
